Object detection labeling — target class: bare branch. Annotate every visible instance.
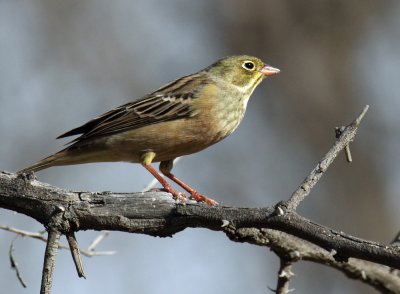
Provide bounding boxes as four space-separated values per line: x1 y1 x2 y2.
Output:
9 236 27 288
66 232 85 278
282 105 369 211
40 229 61 294
276 259 294 294
1 171 399 270
0 225 116 257
87 231 111 252
227 228 400 294
1 225 47 241
1 105 398 293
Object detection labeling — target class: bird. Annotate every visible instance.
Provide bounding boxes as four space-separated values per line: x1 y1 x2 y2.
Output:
18 55 280 205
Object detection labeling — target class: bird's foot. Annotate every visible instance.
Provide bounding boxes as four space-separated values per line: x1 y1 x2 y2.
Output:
150 187 186 203
189 192 219 206
171 191 186 203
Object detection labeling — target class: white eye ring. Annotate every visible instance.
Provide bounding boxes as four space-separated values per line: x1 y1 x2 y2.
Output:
242 61 255 71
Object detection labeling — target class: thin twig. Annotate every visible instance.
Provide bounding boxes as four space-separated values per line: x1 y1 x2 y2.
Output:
9 236 27 288
282 105 369 211
87 231 111 252
66 232 85 278
141 178 160 193
1 225 48 241
40 229 61 294
391 231 400 246
0 225 116 257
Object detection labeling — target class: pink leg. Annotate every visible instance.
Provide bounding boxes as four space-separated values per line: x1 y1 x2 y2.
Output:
142 163 186 203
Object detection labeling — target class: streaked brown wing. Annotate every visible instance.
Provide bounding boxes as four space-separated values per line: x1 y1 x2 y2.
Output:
58 72 209 144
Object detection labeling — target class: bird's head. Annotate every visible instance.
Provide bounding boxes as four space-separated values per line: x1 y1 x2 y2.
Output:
205 55 280 94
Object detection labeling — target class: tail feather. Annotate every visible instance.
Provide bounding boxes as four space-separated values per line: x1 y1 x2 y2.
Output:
17 154 59 174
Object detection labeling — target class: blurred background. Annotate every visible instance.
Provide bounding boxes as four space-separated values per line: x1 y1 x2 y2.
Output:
0 0 399 293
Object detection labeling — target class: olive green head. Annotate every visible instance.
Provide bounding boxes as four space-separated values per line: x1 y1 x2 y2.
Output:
204 55 280 92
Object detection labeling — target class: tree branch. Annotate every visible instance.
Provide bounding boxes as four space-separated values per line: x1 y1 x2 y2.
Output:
1 170 399 292
1 105 399 293
282 105 369 210
227 228 400 293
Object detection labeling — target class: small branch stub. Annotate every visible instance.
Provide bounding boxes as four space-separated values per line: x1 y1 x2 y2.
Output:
66 232 86 278
335 126 352 162
40 229 61 294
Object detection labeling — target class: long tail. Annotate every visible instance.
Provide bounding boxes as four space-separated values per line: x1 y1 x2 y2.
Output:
17 154 61 174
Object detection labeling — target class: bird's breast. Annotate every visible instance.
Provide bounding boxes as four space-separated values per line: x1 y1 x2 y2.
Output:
192 83 251 141
209 94 249 141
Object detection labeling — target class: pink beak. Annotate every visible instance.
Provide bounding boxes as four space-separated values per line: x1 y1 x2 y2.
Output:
260 65 280 76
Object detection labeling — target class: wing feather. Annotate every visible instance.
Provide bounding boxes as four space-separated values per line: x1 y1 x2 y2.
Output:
59 72 210 145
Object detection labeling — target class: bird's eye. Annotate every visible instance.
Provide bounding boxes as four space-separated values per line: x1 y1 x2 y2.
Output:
242 61 255 71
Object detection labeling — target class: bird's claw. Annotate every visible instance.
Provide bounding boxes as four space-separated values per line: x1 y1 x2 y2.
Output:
173 191 187 203
148 187 186 203
148 186 217 205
